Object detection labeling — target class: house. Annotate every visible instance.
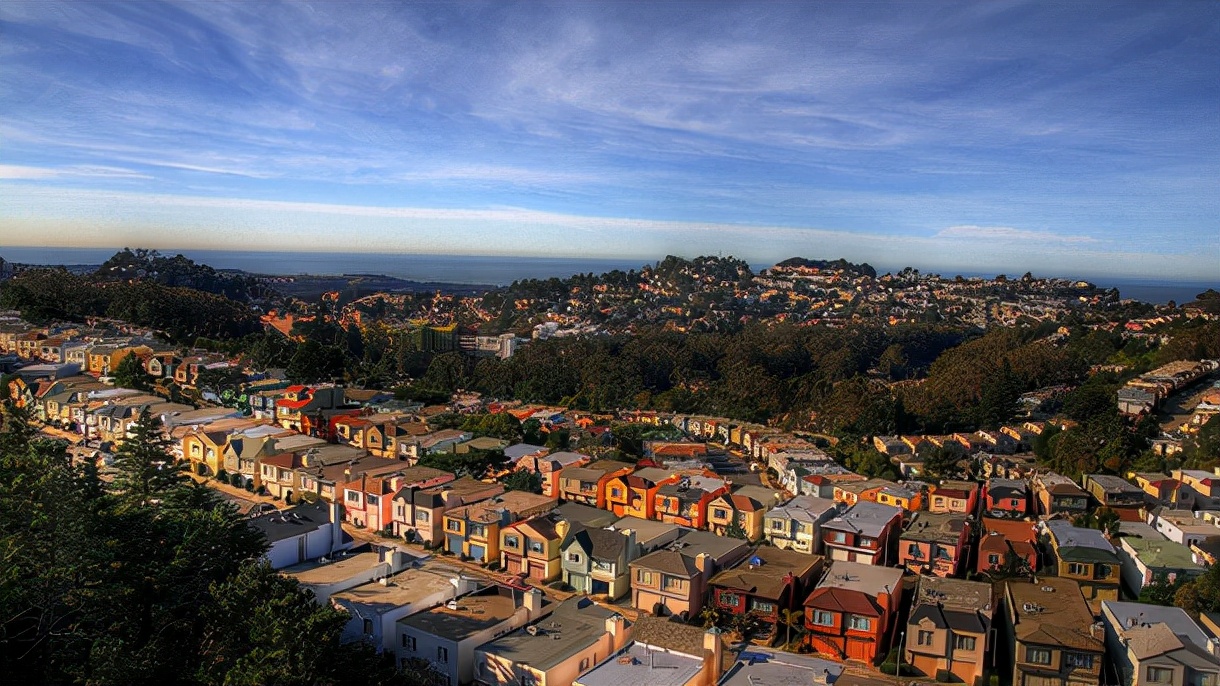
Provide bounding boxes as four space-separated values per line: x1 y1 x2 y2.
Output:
396 585 551 686
341 466 455 532
898 511 970 577
1041 519 1123 613
517 451 590 499
247 500 353 569
503 443 548 465
400 429 473 461
499 500 620 584
1149 509 1220 548
873 482 923 515
561 517 683 599
1173 469 1220 510
1002 578 1104 686
1115 531 1205 596
332 560 478 653
283 544 419 604
572 616 727 686
1100 601 1220 686
984 478 1030 519
831 478 894 507
629 529 751 619
558 460 635 508
442 491 556 564
473 597 631 686
274 385 349 432
927 480 979 516
904 576 995 685
707 547 824 645
1082 474 1146 522
820 501 903 566
977 518 1039 577
652 474 731 530
718 649 845 686
1033 472 1091 517
764 495 840 555
1129 472 1181 503
392 476 505 545
803 560 904 665
605 467 678 519
221 425 308 491
706 485 785 541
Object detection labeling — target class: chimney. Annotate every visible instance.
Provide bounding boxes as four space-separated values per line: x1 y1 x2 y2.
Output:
605 613 627 649
1090 622 1104 640
524 588 543 616
695 552 712 577
329 500 344 553
702 627 724 685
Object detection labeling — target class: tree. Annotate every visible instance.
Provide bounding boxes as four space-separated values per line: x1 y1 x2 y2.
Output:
111 410 187 509
545 428 571 451
779 608 805 648
1140 573 1187 607
112 352 152 391
501 469 543 494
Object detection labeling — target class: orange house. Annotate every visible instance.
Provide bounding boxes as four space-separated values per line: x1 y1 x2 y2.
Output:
557 460 635 508
605 467 680 518
804 561 904 665
653 474 731 530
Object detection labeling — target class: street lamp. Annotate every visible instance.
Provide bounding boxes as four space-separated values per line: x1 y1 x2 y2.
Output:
897 630 905 678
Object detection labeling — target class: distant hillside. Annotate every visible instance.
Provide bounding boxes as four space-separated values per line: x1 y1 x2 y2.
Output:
771 257 877 278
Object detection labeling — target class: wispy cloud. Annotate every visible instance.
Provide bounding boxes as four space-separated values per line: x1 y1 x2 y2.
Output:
0 164 151 180
935 225 1100 244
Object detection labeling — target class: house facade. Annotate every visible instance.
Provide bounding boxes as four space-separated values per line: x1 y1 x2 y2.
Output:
904 576 994 685
629 530 750 619
898 511 970 578
984 478 1030 519
763 495 839 555
1002 578 1104 686
707 547 824 644
706 485 784 541
821 501 903 566
1042 519 1123 614
803 560 904 665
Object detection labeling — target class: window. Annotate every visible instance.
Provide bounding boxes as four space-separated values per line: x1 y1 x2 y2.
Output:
580 658 591 671
1025 647 1051 665
750 600 776 614
402 634 416 651
848 615 871 631
917 630 934 646
1096 564 1113 578
363 618 373 635
567 552 581 563
447 520 462 532
527 540 544 554
771 519 785 530
662 576 685 592
504 535 520 548
437 646 449 663
719 591 741 606
592 559 613 572
1064 652 1093 670
521 673 536 686
1146 666 1172 683
987 554 1000 565
610 488 623 498
396 505 406 518
811 611 834 626
416 511 430 523
859 537 876 548
713 508 729 519
907 543 922 558
469 524 486 538
831 531 847 544
637 570 655 585
954 634 976 651
1067 562 1088 576
366 495 379 507
346 491 361 503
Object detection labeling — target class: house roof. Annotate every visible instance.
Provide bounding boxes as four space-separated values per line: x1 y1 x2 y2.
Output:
247 501 332 544
399 585 539 640
900 511 968 546
1085 473 1144 495
720 649 844 686
503 443 548 461
1120 534 1202 570
630 615 723 659
909 576 994 635
553 502 620 529
1006 578 1103 652
568 526 629 562
608 516 682 548
766 495 840 523
561 460 633 481
805 587 884 617
813 560 903 600
987 478 1028 498
709 548 823 600
573 639 703 686
331 562 461 614
821 501 902 538
1044 520 1120 562
476 597 620 671
1103 601 1217 662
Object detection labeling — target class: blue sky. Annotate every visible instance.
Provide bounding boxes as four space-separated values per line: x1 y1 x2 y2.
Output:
1 1 1217 279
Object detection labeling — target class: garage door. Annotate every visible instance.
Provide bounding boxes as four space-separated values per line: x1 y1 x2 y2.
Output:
469 544 486 562
505 557 523 575
830 548 850 561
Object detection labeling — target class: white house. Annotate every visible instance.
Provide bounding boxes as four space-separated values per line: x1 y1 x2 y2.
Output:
248 500 352 569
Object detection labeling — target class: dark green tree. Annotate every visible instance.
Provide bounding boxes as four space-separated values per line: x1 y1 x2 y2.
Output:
112 352 152 391
501 469 543 494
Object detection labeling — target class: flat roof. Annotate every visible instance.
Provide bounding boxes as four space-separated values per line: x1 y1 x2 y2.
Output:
399 586 531 640
609 516 684 546
721 649 845 686
1006 578 1103 652
816 560 903 594
575 642 703 686
477 597 617 671
284 549 388 586
331 562 462 614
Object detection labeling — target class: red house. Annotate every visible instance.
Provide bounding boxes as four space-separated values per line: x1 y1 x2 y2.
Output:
804 560 904 664
982 478 1029 519
707 547 824 643
653 473 730 530
976 517 1038 576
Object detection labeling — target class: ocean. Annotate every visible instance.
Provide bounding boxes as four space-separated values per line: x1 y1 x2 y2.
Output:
0 246 1213 304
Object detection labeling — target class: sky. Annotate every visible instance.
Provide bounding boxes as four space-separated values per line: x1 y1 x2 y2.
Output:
0 1 1217 280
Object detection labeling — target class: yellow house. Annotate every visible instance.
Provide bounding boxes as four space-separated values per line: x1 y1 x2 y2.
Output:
182 428 230 477
706 485 784 541
876 483 923 514
501 517 569 582
1043 519 1122 613
110 345 153 374
443 491 555 565
87 347 115 375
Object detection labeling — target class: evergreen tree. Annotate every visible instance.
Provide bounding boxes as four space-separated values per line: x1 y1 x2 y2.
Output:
112 351 152 391
111 410 186 509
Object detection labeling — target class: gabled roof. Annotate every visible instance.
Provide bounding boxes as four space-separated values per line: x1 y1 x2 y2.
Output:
708 548 822 600
805 587 883 617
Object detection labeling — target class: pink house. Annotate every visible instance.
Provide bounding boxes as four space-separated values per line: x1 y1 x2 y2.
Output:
342 466 454 532
898 511 971 577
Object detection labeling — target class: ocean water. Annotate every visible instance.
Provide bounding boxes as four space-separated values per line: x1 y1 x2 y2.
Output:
0 246 1213 303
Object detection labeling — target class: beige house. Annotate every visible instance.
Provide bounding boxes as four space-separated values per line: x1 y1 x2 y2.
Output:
1101 601 1220 686
904 576 994 684
473 597 631 686
1003 578 1104 686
